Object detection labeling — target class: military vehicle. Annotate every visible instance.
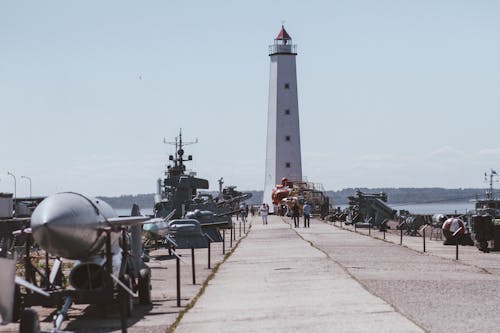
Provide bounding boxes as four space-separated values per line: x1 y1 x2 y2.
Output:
345 190 397 229
271 177 332 218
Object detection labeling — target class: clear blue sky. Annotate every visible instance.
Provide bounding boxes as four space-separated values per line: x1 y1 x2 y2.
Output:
1 1 499 197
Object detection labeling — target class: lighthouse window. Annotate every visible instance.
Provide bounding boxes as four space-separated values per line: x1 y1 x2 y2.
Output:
285 109 290 115
285 135 291 141
284 83 290 89
285 162 291 168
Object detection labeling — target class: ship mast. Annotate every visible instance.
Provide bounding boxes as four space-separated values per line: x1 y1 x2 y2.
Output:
484 169 498 200
163 129 198 171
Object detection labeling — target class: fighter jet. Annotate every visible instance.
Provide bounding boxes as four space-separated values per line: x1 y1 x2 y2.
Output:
12 191 168 332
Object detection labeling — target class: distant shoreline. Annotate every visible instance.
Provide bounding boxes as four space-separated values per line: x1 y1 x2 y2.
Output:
100 187 493 209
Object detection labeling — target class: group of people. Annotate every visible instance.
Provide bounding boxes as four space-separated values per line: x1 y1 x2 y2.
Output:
238 203 249 222
239 201 313 227
290 201 311 228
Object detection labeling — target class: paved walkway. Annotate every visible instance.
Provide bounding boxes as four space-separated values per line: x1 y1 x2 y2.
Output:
175 216 423 333
316 220 500 332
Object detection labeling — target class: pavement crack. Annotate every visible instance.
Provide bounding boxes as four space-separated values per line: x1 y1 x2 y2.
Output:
283 217 429 333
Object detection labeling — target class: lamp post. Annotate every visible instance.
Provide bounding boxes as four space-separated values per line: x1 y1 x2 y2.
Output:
7 172 16 199
21 176 32 197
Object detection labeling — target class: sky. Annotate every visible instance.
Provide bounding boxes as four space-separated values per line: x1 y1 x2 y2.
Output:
1 1 500 197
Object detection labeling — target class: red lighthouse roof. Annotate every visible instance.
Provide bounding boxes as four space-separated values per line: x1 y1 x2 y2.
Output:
275 25 292 40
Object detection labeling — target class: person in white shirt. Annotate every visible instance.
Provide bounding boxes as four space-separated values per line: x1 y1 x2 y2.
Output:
259 203 268 225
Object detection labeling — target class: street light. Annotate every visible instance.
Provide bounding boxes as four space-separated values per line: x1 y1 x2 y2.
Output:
21 176 32 197
7 172 16 199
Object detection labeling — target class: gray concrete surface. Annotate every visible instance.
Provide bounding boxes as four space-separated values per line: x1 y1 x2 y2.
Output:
175 216 423 333
297 218 500 332
0 220 249 333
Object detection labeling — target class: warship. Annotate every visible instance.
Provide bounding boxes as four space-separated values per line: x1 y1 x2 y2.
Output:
145 131 251 246
152 131 251 220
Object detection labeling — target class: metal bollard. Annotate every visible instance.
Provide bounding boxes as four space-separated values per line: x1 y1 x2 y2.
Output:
453 227 463 260
222 229 226 254
423 227 426 253
400 228 403 245
354 223 357 232
368 223 371 236
230 225 233 248
383 229 386 240
191 247 196 285
207 241 211 269
239 221 241 237
244 221 246 233
176 255 181 307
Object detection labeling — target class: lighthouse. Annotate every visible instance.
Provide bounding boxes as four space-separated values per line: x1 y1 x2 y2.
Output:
263 26 302 211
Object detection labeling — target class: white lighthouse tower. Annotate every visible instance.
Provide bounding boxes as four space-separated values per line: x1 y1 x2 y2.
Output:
263 26 302 211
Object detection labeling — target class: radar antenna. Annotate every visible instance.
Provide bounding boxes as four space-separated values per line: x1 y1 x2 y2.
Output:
163 129 198 168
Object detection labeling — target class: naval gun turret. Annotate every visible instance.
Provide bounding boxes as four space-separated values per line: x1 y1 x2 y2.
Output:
347 190 397 228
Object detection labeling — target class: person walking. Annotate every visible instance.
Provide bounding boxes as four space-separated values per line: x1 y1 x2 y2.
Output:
303 201 311 228
259 203 268 225
292 201 300 228
239 202 246 222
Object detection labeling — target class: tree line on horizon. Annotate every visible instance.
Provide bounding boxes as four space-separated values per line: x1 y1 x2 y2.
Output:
98 187 496 209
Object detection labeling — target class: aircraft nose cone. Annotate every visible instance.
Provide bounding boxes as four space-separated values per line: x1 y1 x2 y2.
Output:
31 193 80 232
31 192 99 259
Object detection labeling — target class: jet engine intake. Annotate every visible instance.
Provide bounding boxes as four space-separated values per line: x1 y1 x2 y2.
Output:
69 260 105 290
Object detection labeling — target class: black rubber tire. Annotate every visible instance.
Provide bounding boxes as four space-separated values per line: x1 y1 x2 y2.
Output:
12 285 22 322
138 268 152 305
119 274 133 317
19 308 40 333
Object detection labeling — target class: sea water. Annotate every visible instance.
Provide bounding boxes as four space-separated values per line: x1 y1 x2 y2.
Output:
116 202 474 217
335 201 474 215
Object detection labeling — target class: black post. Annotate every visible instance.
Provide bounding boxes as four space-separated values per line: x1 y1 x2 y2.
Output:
105 229 113 289
25 235 31 285
368 222 371 236
354 223 357 232
243 221 246 233
45 252 50 288
423 227 426 253
233 222 236 241
230 225 233 248
400 228 403 245
222 229 226 254
176 255 181 307
207 241 211 269
191 247 196 285
383 229 386 240
239 221 241 237
453 227 462 260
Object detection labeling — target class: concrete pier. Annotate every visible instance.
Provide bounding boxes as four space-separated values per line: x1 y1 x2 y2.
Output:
5 215 500 332
175 216 423 333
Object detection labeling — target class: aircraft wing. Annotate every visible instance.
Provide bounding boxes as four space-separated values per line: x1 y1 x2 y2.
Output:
108 210 176 228
107 216 153 227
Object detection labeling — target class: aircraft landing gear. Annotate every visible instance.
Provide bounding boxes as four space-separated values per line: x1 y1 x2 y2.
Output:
19 308 40 333
138 268 152 305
